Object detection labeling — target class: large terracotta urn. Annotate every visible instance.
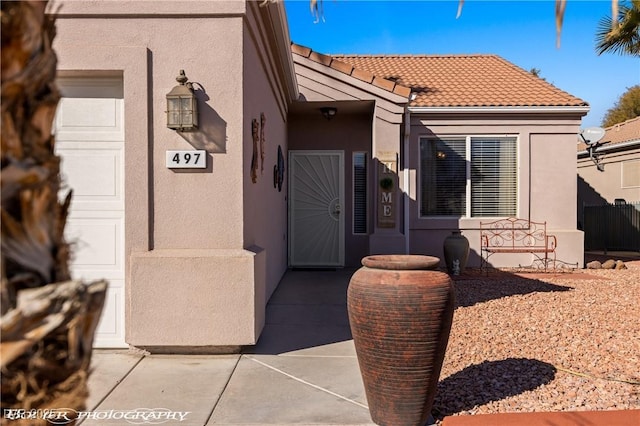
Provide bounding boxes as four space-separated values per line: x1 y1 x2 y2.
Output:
347 255 455 426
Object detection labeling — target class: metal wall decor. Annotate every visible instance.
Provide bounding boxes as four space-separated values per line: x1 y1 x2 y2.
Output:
251 118 259 183
260 113 266 175
250 113 267 184
273 145 285 192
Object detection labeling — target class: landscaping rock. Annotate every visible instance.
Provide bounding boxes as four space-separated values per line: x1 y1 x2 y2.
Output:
601 259 617 269
586 260 601 269
433 263 640 423
615 260 628 270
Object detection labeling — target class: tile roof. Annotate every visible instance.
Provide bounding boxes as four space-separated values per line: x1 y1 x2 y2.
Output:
291 43 412 98
603 115 640 144
578 115 640 151
332 54 589 109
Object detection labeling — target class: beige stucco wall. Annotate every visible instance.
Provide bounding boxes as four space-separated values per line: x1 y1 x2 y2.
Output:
578 149 640 205
241 6 291 305
53 1 292 349
408 114 586 268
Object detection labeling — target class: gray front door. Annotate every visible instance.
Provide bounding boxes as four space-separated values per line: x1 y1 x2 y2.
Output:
289 150 345 267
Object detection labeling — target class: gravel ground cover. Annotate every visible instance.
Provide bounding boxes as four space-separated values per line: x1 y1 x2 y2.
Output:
432 262 640 422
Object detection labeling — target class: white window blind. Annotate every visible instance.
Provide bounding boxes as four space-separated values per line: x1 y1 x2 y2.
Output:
470 137 517 217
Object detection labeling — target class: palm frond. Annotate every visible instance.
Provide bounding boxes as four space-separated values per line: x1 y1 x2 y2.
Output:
556 0 566 48
596 0 640 56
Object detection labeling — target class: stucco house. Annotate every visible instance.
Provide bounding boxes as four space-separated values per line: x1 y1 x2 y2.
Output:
577 116 640 208
577 116 640 250
51 1 588 351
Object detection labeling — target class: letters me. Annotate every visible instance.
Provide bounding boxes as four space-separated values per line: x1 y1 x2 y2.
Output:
382 192 392 216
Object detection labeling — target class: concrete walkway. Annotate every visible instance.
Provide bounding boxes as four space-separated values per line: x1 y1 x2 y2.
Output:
83 269 376 425
82 267 640 425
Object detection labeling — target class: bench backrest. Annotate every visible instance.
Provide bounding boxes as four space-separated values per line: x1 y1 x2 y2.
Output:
480 218 554 251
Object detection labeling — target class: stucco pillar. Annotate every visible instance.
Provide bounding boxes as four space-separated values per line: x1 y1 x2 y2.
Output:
370 107 407 254
128 247 266 350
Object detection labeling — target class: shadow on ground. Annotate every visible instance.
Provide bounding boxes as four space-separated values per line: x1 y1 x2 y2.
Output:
432 358 557 421
244 269 355 355
452 274 573 308
246 268 576 354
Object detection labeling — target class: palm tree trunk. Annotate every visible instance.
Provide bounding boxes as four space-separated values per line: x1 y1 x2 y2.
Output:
1 2 107 423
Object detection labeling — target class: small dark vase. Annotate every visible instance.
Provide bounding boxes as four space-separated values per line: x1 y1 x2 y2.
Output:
443 231 470 275
347 255 455 426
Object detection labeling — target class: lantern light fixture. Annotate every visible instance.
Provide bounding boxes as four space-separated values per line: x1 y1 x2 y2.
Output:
166 70 198 131
320 106 337 120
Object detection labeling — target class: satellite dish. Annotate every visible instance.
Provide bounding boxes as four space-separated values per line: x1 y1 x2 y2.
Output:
580 127 606 145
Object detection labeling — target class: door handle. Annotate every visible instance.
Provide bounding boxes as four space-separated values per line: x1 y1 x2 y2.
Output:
334 204 341 215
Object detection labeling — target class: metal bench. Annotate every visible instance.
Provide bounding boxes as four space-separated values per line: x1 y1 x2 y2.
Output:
480 217 556 272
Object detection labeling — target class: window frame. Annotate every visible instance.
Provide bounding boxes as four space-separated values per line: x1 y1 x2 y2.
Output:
418 135 519 219
621 159 640 189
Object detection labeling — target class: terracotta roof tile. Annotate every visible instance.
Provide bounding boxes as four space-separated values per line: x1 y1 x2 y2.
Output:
604 115 640 144
291 44 311 57
351 68 375 84
329 59 354 75
291 43 412 100
372 76 395 92
291 43 586 108
334 54 588 108
393 85 412 98
309 51 332 67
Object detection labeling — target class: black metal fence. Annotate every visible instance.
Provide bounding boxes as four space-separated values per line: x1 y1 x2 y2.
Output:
583 202 640 252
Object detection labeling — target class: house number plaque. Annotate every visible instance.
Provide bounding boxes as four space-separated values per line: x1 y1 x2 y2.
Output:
166 150 206 169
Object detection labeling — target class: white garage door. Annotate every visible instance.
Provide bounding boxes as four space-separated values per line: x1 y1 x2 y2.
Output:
55 77 126 348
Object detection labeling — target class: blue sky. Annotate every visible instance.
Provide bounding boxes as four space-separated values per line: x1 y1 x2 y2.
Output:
284 0 639 128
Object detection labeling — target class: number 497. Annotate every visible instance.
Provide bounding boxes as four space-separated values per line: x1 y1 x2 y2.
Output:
172 152 200 164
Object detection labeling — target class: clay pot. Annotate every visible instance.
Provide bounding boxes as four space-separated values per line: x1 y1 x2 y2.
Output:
347 254 455 426
443 230 470 275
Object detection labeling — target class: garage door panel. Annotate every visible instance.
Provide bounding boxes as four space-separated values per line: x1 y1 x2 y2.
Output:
94 281 125 348
65 216 123 275
58 97 118 126
55 98 123 141
55 78 124 142
57 147 123 203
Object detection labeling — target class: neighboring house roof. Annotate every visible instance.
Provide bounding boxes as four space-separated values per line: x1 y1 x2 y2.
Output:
291 43 412 99
333 54 589 109
577 115 640 152
603 115 640 144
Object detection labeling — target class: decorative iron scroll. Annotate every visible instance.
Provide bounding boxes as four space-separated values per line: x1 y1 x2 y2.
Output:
480 217 564 272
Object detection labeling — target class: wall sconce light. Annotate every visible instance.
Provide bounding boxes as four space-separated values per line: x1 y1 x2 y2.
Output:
320 106 337 120
166 70 198 131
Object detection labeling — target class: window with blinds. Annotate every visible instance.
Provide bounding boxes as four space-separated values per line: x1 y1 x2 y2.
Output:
470 137 517 217
420 136 517 217
420 138 467 216
353 152 368 234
